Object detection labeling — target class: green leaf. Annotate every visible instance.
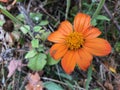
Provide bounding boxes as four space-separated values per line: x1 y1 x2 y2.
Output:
115 42 120 52
28 53 47 71
64 80 73 89
20 25 30 34
39 29 45 33
70 5 78 16
16 0 24 2
33 26 42 32
30 13 43 19
0 5 5 9
31 39 39 48
92 0 105 20
96 15 110 21
44 81 64 90
38 45 44 52
91 19 97 26
46 53 59 65
41 31 50 41
57 73 72 81
39 20 49 26
25 49 37 59
0 20 5 26
35 34 41 39
16 14 25 22
30 13 42 23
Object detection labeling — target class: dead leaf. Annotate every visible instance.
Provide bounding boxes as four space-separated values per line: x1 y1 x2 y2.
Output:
109 67 116 73
104 60 117 73
104 81 113 90
5 33 14 46
11 31 20 41
7 59 22 78
113 74 120 90
0 0 8 3
25 72 43 90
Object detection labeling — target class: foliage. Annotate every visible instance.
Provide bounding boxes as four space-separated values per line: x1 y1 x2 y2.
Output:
44 81 64 90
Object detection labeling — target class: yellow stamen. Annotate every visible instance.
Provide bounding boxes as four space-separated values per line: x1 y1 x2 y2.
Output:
66 32 84 50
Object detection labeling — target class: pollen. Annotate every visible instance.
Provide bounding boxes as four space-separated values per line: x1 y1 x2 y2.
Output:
66 32 84 50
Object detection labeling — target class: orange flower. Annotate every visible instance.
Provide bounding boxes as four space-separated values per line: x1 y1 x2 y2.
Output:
47 13 111 74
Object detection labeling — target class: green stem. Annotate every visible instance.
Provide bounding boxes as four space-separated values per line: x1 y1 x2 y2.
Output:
0 8 34 39
65 0 71 19
85 64 92 90
92 0 105 20
1 8 22 24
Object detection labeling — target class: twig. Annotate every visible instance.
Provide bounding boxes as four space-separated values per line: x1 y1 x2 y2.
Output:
113 0 119 13
27 0 32 12
95 57 116 78
78 0 82 12
11 0 17 6
17 3 34 28
19 77 28 90
103 4 120 33
1 60 6 89
38 5 57 21
48 24 54 32
42 77 68 86
92 75 106 90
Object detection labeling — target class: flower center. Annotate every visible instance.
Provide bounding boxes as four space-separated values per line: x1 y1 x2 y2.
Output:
66 32 84 50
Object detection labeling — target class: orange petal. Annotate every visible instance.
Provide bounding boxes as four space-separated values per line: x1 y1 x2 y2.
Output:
47 31 65 43
83 27 101 39
50 44 68 60
84 38 111 56
74 13 91 33
58 20 73 35
77 48 93 71
61 50 77 74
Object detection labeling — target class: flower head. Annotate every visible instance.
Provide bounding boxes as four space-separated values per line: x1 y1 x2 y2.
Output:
47 13 111 74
